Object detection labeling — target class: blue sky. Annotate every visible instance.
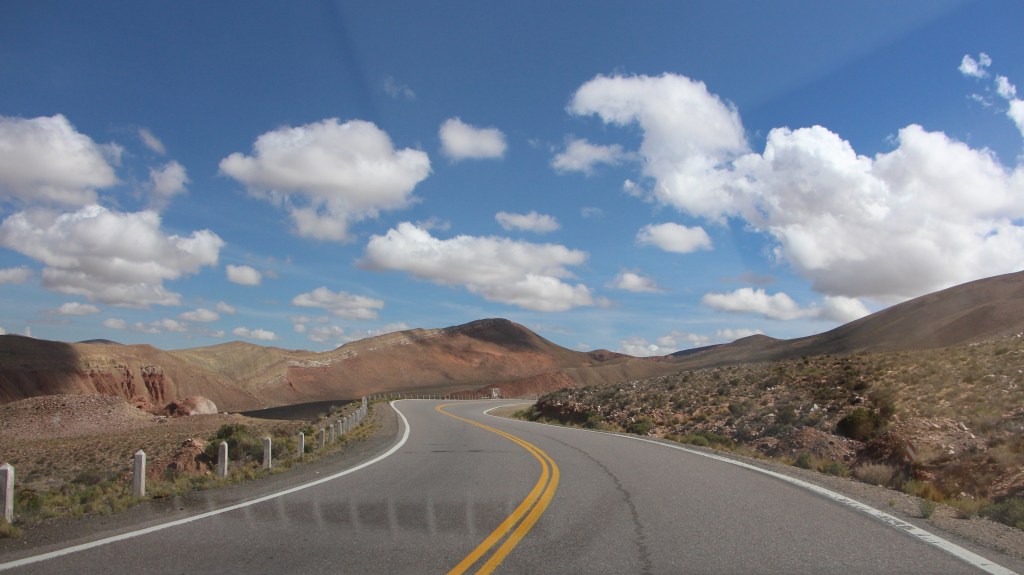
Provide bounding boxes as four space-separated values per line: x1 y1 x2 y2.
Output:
1 1 1023 354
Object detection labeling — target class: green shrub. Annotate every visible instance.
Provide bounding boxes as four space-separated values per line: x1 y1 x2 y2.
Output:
793 453 815 469
818 460 849 477
626 416 655 436
980 498 1024 530
836 408 884 441
920 499 937 519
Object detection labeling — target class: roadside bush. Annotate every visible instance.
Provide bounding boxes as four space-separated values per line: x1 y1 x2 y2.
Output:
627 416 656 436
818 460 849 478
980 497 1024 531
852 463 895 486
835 408 885 441
793 453 814 469
206 424 264 463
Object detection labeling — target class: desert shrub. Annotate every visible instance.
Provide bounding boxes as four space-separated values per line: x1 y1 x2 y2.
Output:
853 463 895 486
794 453 815 469
902 479 944 502
980 498 1024 531
836 408 884 441
667 430 734 450
920 499 937 519
818 460 849 477
627 416 656 436
948 497 989 519
206 424 265 463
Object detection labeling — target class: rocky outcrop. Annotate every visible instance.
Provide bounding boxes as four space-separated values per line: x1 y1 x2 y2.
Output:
163 396 218 416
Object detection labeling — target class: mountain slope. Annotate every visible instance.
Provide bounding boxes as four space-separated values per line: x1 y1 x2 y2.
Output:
670 270 1024 369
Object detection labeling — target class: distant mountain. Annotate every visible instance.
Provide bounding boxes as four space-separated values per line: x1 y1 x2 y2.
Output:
4 272 1021 412
670 270 1024 368
0 319 673 411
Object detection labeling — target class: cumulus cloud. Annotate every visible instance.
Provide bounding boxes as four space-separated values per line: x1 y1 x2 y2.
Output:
291 286 385 320
636 222 713 253
148 161 188 209
216 301 236 315
0 266 32 284
138 127 167 155
226 264 262 286
716 328 764 341
959 53 991 78
308 324 346 344
439 118 507 161
220 118 430 242
103 318 126 330
0 205 223 307
57 302 100 315
702 288 871 322
232 326 278 341
495 211 560 233
0 114 120 206
569 71 1024 305
180 308 219 322
551 138 625 174
570 73 747 221
136 318 188 333
618 330 712 357
362 222 597 312
608 270 662 293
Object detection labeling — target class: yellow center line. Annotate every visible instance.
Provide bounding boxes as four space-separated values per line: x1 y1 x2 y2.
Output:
436 404 560 575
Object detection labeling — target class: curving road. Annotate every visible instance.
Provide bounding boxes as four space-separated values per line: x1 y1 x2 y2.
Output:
1 400 1021 574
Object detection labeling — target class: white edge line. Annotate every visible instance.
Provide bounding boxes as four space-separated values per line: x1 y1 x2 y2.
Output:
0 401 412 572
484 407 1018 575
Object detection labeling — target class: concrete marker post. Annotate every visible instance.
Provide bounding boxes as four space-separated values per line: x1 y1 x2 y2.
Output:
262 437 272 470
318 428 325 449
131 450 146 499
297 432 305 459
1 463 14 524
328 424 335 443
217 441 229 478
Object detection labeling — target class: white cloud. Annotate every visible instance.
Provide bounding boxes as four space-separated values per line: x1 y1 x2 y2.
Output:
702 288 808 320
138 127 167 155
232 326 278 341
291 286 384 320
0 266 32 284
569 71 1024 305
308 324 346 344
581 207 604 220
220 118 430 242
619 331 711 357
226 264 262 286
216 301 236 315
702 288 870 322
57 302 100 315
0 326 5 335
551 138 625 175
148 161 188 209
104 318 127 330
362 222 597 312
959 53 991 78
0 114 120 206
0 205 223 307
383 76 416 101
608 270 662 293
716 328 764 341
570 73 748 221
495 211 560 233
135 318 188 333
180 308 219 322
439 118 507 161
636 222 712 253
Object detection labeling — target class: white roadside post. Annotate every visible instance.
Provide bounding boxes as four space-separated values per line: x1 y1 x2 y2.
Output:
1 463 13 524
328 424 335 444
318 428 326 449
217 441 229 478
297 432 305 459
262 437 272 470
131 450 146 499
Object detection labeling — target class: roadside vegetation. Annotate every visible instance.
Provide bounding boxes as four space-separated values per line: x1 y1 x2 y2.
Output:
1 403 374 536
518 333 1024 532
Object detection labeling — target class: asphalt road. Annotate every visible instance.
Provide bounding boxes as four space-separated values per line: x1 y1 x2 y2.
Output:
1 400 1021 574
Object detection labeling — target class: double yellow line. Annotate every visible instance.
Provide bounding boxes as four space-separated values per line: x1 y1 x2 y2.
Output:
435 404 560 575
